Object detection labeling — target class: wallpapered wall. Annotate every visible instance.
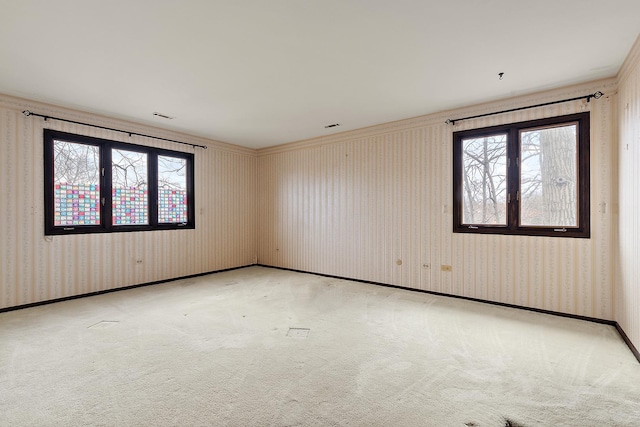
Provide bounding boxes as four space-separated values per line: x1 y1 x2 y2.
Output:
0 95 257 310
1 59 637 352
616 36 640 353
257 79 617 321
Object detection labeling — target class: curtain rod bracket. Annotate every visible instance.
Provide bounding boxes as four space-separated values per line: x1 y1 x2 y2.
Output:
587 91 604 102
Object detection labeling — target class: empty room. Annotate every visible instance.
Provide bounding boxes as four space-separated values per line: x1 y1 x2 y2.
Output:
1 1 640 425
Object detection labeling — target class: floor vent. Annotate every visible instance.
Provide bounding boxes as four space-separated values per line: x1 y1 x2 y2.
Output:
287 328 310 338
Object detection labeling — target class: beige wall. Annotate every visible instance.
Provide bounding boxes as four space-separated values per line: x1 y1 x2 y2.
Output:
2 43 638 354
616 37 640 351
0 95 257 310
258 79 617 320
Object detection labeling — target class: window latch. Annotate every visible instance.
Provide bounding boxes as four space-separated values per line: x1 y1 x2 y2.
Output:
468 225 479 229
553 227 567 232
507 193 511 204
101 197 105 206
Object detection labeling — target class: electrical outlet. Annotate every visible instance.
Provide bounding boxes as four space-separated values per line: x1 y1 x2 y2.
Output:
441 264 452 272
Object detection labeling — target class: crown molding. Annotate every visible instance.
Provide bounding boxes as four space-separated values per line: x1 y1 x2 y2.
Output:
258 78 616 156
617 33 640 87
0 93 257 157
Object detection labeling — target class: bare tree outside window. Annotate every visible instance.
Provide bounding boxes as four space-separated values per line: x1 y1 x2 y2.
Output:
54 141 99 185
462 134 507 225
53 140 101 226
45 129 195 234
520 124 578 227
112 149 148 225
453 112 589 238
112 149 147 189
158 156 187 190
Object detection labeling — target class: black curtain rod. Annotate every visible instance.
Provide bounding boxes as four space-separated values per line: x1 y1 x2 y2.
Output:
445 91 604 125
22 110 208 149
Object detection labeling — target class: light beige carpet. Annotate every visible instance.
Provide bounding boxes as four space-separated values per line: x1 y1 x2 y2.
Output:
1 266 638 426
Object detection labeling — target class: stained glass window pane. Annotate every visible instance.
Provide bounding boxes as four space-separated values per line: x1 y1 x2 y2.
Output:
53 140 101 226
157 155 188 224
112 149 148 225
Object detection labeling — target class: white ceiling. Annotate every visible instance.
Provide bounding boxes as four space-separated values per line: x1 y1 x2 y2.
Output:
1 1 639 149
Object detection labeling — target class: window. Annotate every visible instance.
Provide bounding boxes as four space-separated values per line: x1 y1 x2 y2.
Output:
453 112 590 238
44 130 195 235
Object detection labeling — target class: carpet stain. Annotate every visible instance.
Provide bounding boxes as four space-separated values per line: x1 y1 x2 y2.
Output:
463 420 525 427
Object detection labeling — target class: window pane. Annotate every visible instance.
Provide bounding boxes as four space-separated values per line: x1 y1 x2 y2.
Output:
520 124 578 227
53 140 101 226
462 134 508 225
112 149 148 225
158 155 188 223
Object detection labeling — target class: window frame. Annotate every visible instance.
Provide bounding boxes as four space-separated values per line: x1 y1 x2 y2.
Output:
44 129 195 235
453 112 590 238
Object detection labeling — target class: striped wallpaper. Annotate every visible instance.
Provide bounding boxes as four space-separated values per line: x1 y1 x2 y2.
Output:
257 79 618 321
1 54 638 353
616 35 640 353
0 95 257 310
